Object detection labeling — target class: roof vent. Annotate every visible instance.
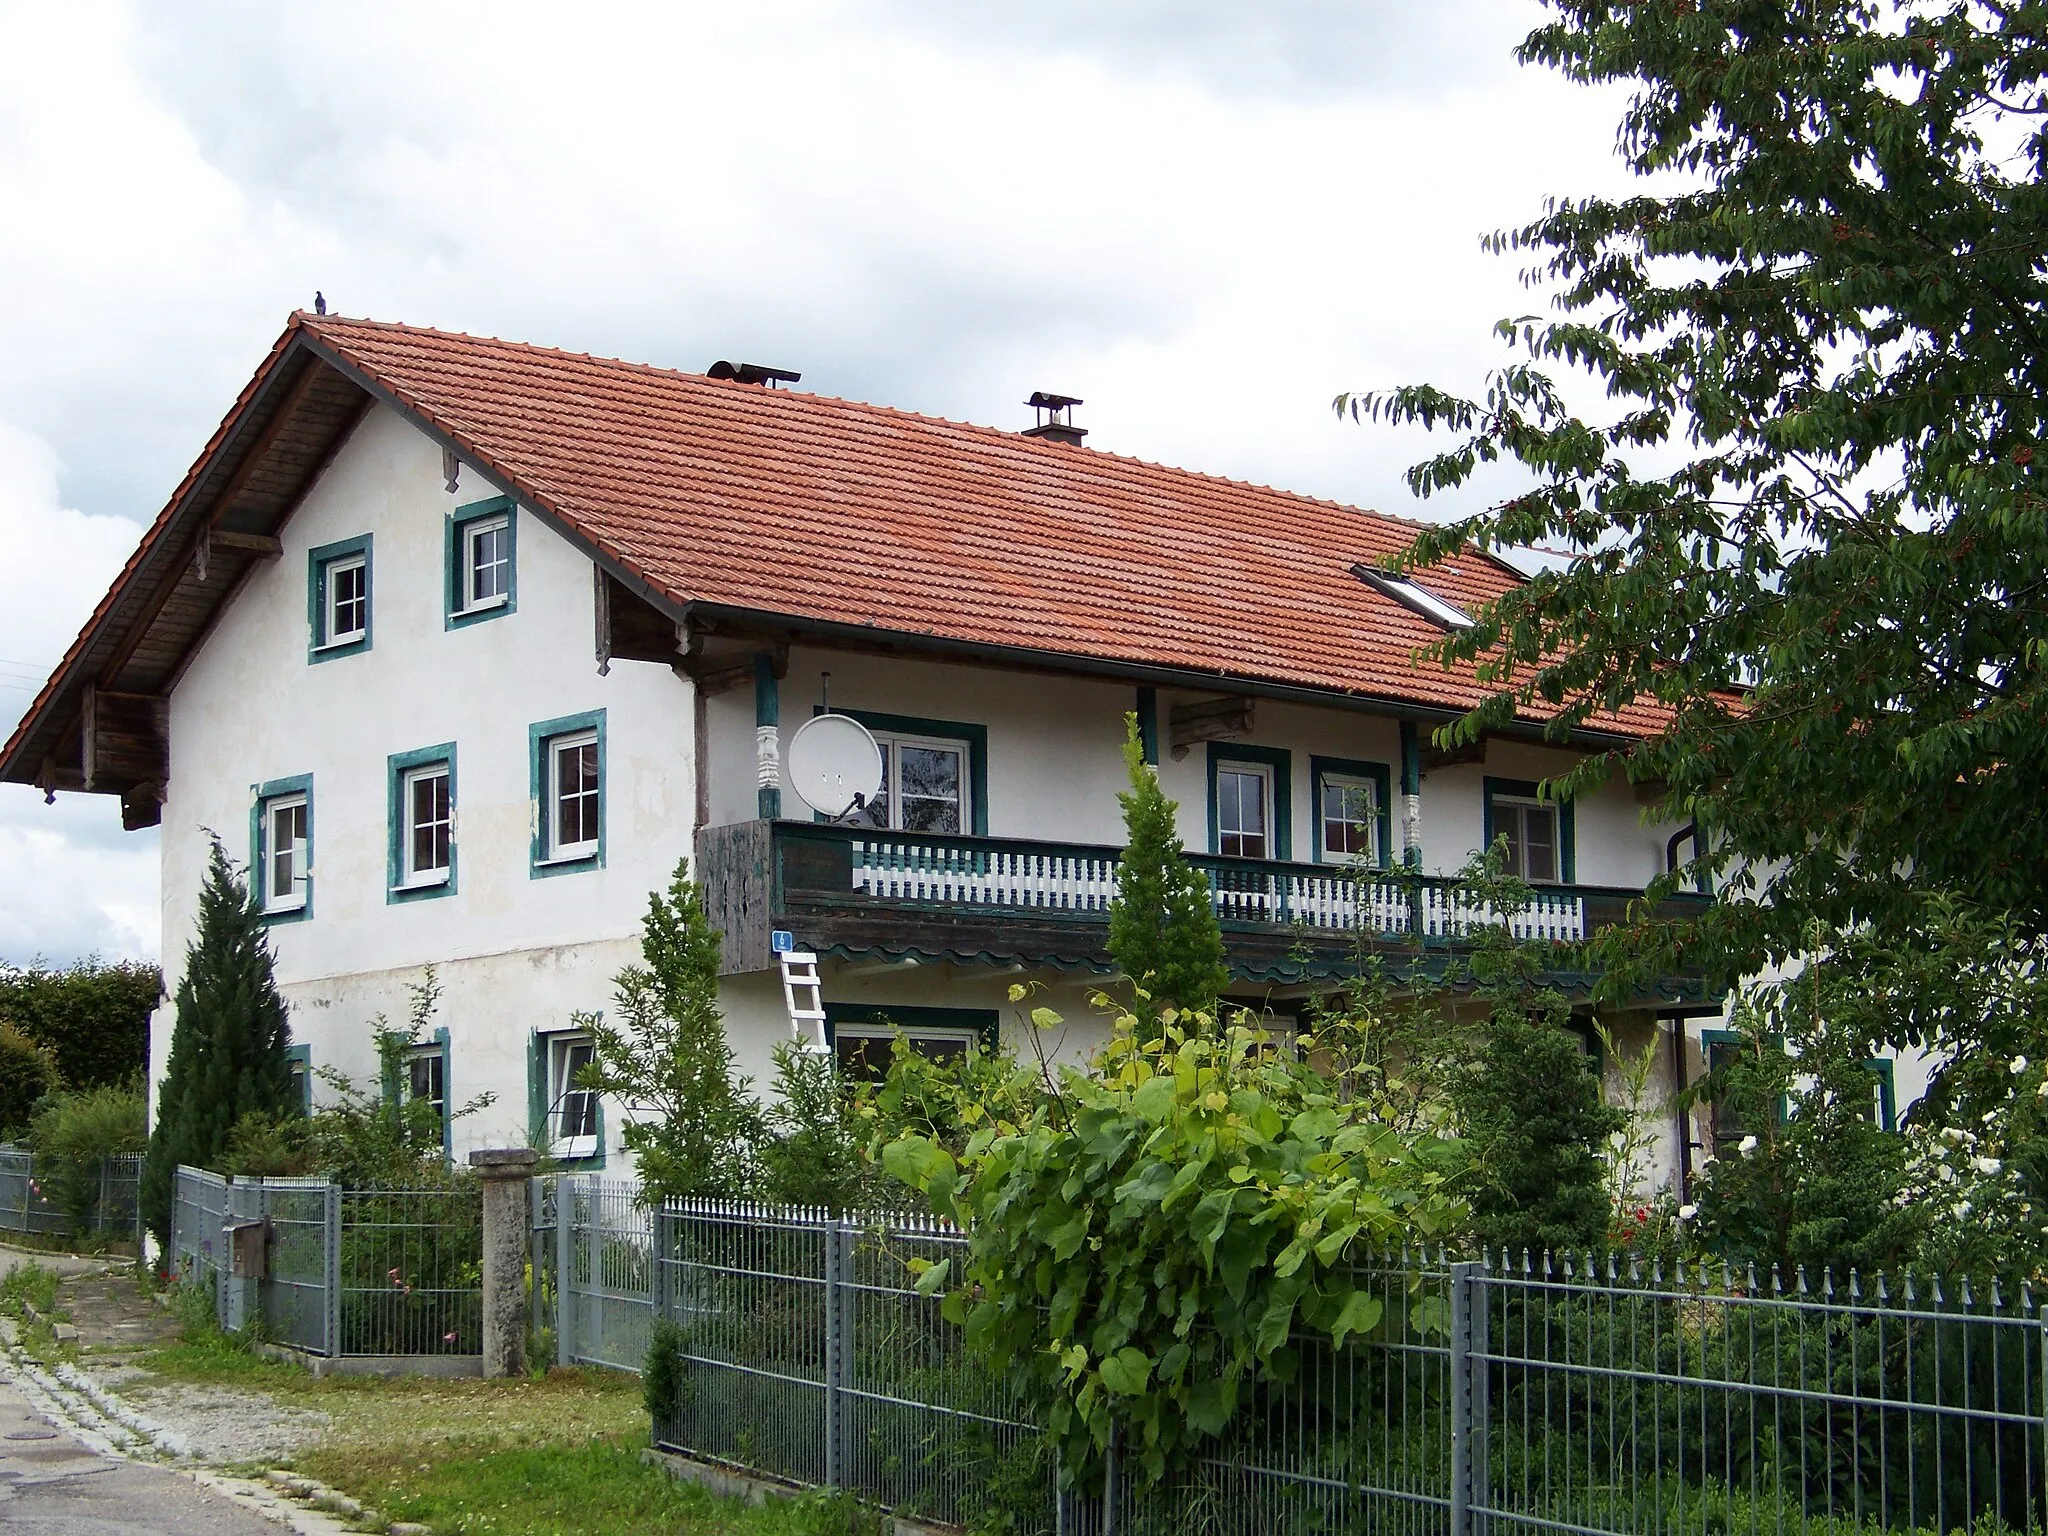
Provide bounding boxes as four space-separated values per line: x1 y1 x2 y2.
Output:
708 361 802 388
1351 565 1475 630
1023 391 1087 446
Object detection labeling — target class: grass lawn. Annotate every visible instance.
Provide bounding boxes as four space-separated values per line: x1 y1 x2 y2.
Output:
129 1315 870 1535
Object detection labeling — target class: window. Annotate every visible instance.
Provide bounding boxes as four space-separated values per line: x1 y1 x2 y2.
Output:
407 1042 448 1147
1860 1058 1898 1132
387 744 457 902
308 535 373 660
1484 777 1575 885
824 711 987 835
1311 758 1391 867
825 1004 999 1082
252 775 314 921
1208 744 1293 861
1350 565 1474 629
447 498 517 627
547 1033 600 1160
530 711 606 875
286 1043 313 1113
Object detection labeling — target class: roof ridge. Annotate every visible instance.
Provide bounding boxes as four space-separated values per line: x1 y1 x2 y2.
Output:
298 312 1436 536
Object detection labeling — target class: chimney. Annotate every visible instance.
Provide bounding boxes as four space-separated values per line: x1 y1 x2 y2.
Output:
1023 391 1087 446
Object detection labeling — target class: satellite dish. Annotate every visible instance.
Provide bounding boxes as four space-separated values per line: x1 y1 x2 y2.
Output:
786 713 884 819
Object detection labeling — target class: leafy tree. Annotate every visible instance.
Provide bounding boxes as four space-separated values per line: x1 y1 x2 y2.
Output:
1344 1 2048 1075
0 959 159 1090
140 839 298 1249
755 1041 876 1213
26 1084 145 1232
0 1023 59 1140
576 859 760 1202
1107 715 1227 1029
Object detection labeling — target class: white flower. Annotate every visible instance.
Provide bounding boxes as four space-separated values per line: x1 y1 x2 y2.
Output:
1677 1205 1697 1221
1977 1157 2004 1175
1944 1127 1967 1143
2035 1079 2047 1098
1956 1201 1973 1218
2014 1055 2031 1074
1738 1135 1760 1155
1939 1165 1958 1184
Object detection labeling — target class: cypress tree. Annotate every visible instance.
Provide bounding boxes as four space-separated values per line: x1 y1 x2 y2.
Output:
1107 714 1228 1028
141 838 298 1252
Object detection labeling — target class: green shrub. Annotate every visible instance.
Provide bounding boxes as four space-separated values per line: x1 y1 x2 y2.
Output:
756 1041 877 1213
0 958 158 1090
25 1084 145 1230
0 1021 60 1139
1106 715 1227 1029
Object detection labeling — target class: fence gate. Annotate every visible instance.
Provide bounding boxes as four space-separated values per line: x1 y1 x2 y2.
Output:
552 1176 655 1374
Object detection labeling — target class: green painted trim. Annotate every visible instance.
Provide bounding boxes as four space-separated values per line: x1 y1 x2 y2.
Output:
285 1043 313 1113
1308 755 1393 869
820 708 989 836
386 742 458 904
528 709 606 879
250 773 315 924
526 1031 544 1145
444 496 518 630
431 1026 451 1161
823 1002 1001 1052
1862 1058 1898 1132
531 1027 607 1168
1207 742 1293 861
1135 687 1159 766
1483 775 1575 883
307 533 372 662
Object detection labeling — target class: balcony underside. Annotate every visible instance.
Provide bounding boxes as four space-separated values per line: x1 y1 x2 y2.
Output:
697 820 1720 1004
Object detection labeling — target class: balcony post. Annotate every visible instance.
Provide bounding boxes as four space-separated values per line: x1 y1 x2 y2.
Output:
1399 720 1422 869
755 652 781 820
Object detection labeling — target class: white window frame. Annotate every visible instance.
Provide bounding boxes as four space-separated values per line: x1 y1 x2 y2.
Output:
1318 773 1378 864
1215 762 1274 860
547 1032 600 1160
401 763 453 888
407 1044 448 1135
544 730 601 863
462 514 511 612
263 792 309 913
867 730 972 835
1493 794 1561 885
320 554 368 648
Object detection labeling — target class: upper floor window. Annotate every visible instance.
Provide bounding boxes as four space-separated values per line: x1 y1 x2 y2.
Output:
308 535 373 661
254 777 313 919
447 498 517 628
1208 744 1293 861
823 711 988 836
1312 758 1390 867
1484 777 1575 885
387 743 457 902
530 711 606 875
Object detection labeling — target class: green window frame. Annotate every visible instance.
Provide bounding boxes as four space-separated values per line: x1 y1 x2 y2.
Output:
528 1028 606 1167
387 742 458 903
530 709 606 877
405 1027 452 1161
445 495 518 630
1861 1058 1898 1132
1207 743 1293 861
307 534 373 662
285 1043 313 1113
1482 776 1576 884
250 773 315 924
1309 755 1392 868
815 708 989 836
823 1003 1000 1080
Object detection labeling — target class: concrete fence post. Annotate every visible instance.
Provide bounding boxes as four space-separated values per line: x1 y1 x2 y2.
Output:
469 1148 539 1378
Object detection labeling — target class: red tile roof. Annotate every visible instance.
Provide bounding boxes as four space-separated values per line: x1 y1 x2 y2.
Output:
295 315 1669 738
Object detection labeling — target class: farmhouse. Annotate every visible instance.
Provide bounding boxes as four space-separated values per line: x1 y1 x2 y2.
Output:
4 312 1760 1189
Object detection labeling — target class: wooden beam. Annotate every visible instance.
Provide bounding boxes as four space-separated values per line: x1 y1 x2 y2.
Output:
208 530 283 558
682 642 789 697
1169 695 1255 759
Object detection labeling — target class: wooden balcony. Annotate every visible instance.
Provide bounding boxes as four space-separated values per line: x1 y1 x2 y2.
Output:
695 820 1713 994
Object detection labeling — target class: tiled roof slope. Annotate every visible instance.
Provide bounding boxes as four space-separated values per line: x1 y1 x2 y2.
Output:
302 315 1667 736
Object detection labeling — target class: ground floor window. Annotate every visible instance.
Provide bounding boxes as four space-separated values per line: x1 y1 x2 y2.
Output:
546 1031 600 1160
824 1004 999 1082
407 1041 448 1148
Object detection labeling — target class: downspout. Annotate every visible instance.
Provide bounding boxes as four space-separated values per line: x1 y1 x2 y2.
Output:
1669 1013 1693 1203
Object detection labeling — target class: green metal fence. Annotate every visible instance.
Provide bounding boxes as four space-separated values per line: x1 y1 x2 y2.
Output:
0 1145 141 1240
632 1198 2048 1536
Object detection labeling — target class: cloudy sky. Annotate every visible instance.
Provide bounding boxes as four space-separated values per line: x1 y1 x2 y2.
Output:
0 0 1634 968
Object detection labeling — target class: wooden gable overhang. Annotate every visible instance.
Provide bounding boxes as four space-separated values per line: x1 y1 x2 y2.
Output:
0 328 375 827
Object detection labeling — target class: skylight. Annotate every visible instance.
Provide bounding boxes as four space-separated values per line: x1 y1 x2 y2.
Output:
1350 565 1475 630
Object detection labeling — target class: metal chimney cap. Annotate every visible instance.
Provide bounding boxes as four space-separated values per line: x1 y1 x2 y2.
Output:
707 361 801 387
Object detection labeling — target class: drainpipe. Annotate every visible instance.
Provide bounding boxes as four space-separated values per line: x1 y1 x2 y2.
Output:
1399 720 1422 869
755 653 781 820
1667 1012 1693 1202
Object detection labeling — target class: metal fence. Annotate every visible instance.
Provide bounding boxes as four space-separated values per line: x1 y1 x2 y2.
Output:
538 1175 656 1374
171 1166 480 1359
612 1198 2048 1536
0 1145 141 1240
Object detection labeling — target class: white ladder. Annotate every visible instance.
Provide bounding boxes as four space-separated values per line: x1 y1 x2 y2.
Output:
779 949 828 1053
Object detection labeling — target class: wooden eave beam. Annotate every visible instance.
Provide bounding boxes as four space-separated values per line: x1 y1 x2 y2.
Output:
1169 695 1255 759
